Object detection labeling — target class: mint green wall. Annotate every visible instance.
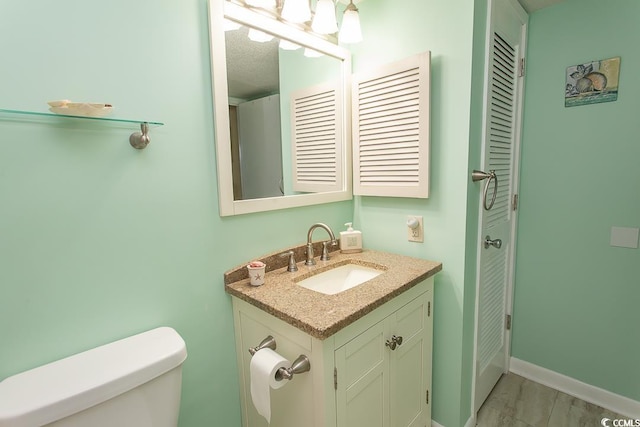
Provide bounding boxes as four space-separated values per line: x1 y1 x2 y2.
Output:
349 0 480 425
513 0 640 401
0 1 351 426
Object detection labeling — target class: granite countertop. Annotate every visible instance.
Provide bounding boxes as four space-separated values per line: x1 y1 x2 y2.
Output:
224 247 442 340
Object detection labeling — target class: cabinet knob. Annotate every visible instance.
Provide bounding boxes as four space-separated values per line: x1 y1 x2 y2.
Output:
385 335 403 351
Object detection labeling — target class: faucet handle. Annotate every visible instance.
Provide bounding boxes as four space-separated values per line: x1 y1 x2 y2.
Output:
321 242 329 261
279 251 298 272
321 241 336 261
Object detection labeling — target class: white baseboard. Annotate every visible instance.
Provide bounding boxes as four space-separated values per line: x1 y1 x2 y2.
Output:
431 416 474 427
510 357 640 419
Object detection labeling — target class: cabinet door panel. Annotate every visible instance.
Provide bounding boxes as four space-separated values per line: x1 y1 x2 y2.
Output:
394 296 425 342
390 295 428 427
345 367 386 427
393 338 424 427
344 325 386 385
336 322 389 427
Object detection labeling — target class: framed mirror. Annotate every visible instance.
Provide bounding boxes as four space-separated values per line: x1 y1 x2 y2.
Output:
208 0 352 216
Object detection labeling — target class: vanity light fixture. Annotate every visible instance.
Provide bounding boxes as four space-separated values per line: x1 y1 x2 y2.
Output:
245 0 276 7
230 0 363 44
338 0 362 44
311 0 338 35
281 0 311 24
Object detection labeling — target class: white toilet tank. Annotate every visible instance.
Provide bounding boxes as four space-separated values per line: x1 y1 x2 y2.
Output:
0 327 187 427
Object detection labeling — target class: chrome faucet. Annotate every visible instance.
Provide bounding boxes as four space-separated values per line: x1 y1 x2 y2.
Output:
305 223 338 266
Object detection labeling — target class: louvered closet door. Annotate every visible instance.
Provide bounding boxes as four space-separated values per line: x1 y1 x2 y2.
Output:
475 0 527 413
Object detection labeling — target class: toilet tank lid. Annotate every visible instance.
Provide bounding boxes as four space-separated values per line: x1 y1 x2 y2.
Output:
0 326 187 427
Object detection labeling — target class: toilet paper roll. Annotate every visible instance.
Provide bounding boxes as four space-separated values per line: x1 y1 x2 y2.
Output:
250 348 289 423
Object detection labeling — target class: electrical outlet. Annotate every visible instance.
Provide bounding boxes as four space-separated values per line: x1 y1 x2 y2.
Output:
407 215 424 243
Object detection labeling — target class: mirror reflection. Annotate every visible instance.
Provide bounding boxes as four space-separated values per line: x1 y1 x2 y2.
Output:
224 22 343 201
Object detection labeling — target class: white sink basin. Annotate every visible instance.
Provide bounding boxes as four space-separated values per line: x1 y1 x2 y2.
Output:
296 263 384 295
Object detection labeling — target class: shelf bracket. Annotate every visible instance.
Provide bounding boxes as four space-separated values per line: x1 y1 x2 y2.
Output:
130 122 151 149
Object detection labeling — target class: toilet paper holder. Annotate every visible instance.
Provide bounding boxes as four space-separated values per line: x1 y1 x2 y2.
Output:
248 335 311 381
248 335 277 356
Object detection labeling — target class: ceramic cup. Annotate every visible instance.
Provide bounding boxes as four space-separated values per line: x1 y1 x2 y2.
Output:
247 261 266 286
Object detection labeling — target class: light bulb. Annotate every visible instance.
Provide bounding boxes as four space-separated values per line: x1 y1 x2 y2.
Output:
339 2 362 44
245 0 276 8
311 0 338 34
279 39 301 50
281 0 311 23
248 28 274 42
304 48 323 58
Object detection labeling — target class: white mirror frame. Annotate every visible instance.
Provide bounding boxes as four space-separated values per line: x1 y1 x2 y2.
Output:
208 0 352 216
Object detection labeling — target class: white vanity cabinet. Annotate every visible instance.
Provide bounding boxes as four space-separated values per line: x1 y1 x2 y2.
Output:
231 277 433 427
335 288 432 427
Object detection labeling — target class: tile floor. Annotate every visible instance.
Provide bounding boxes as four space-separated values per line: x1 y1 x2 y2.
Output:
476 373 632 427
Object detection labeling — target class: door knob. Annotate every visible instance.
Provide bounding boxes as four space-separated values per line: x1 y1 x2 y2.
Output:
385 335 403 350
484 236 502 249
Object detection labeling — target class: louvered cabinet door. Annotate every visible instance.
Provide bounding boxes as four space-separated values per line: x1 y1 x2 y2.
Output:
291 82 343 193
352 52 430 198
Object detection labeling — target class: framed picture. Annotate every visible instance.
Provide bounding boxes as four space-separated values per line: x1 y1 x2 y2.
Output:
565 56 620 107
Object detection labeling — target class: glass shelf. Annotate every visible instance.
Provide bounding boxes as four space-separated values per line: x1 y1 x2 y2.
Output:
0 107 163 149
0 107 163 126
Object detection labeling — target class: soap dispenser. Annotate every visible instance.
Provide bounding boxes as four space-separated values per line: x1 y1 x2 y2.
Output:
340 222 363 253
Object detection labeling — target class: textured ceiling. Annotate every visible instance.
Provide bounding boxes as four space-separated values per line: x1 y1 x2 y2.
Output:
225 26 280 100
